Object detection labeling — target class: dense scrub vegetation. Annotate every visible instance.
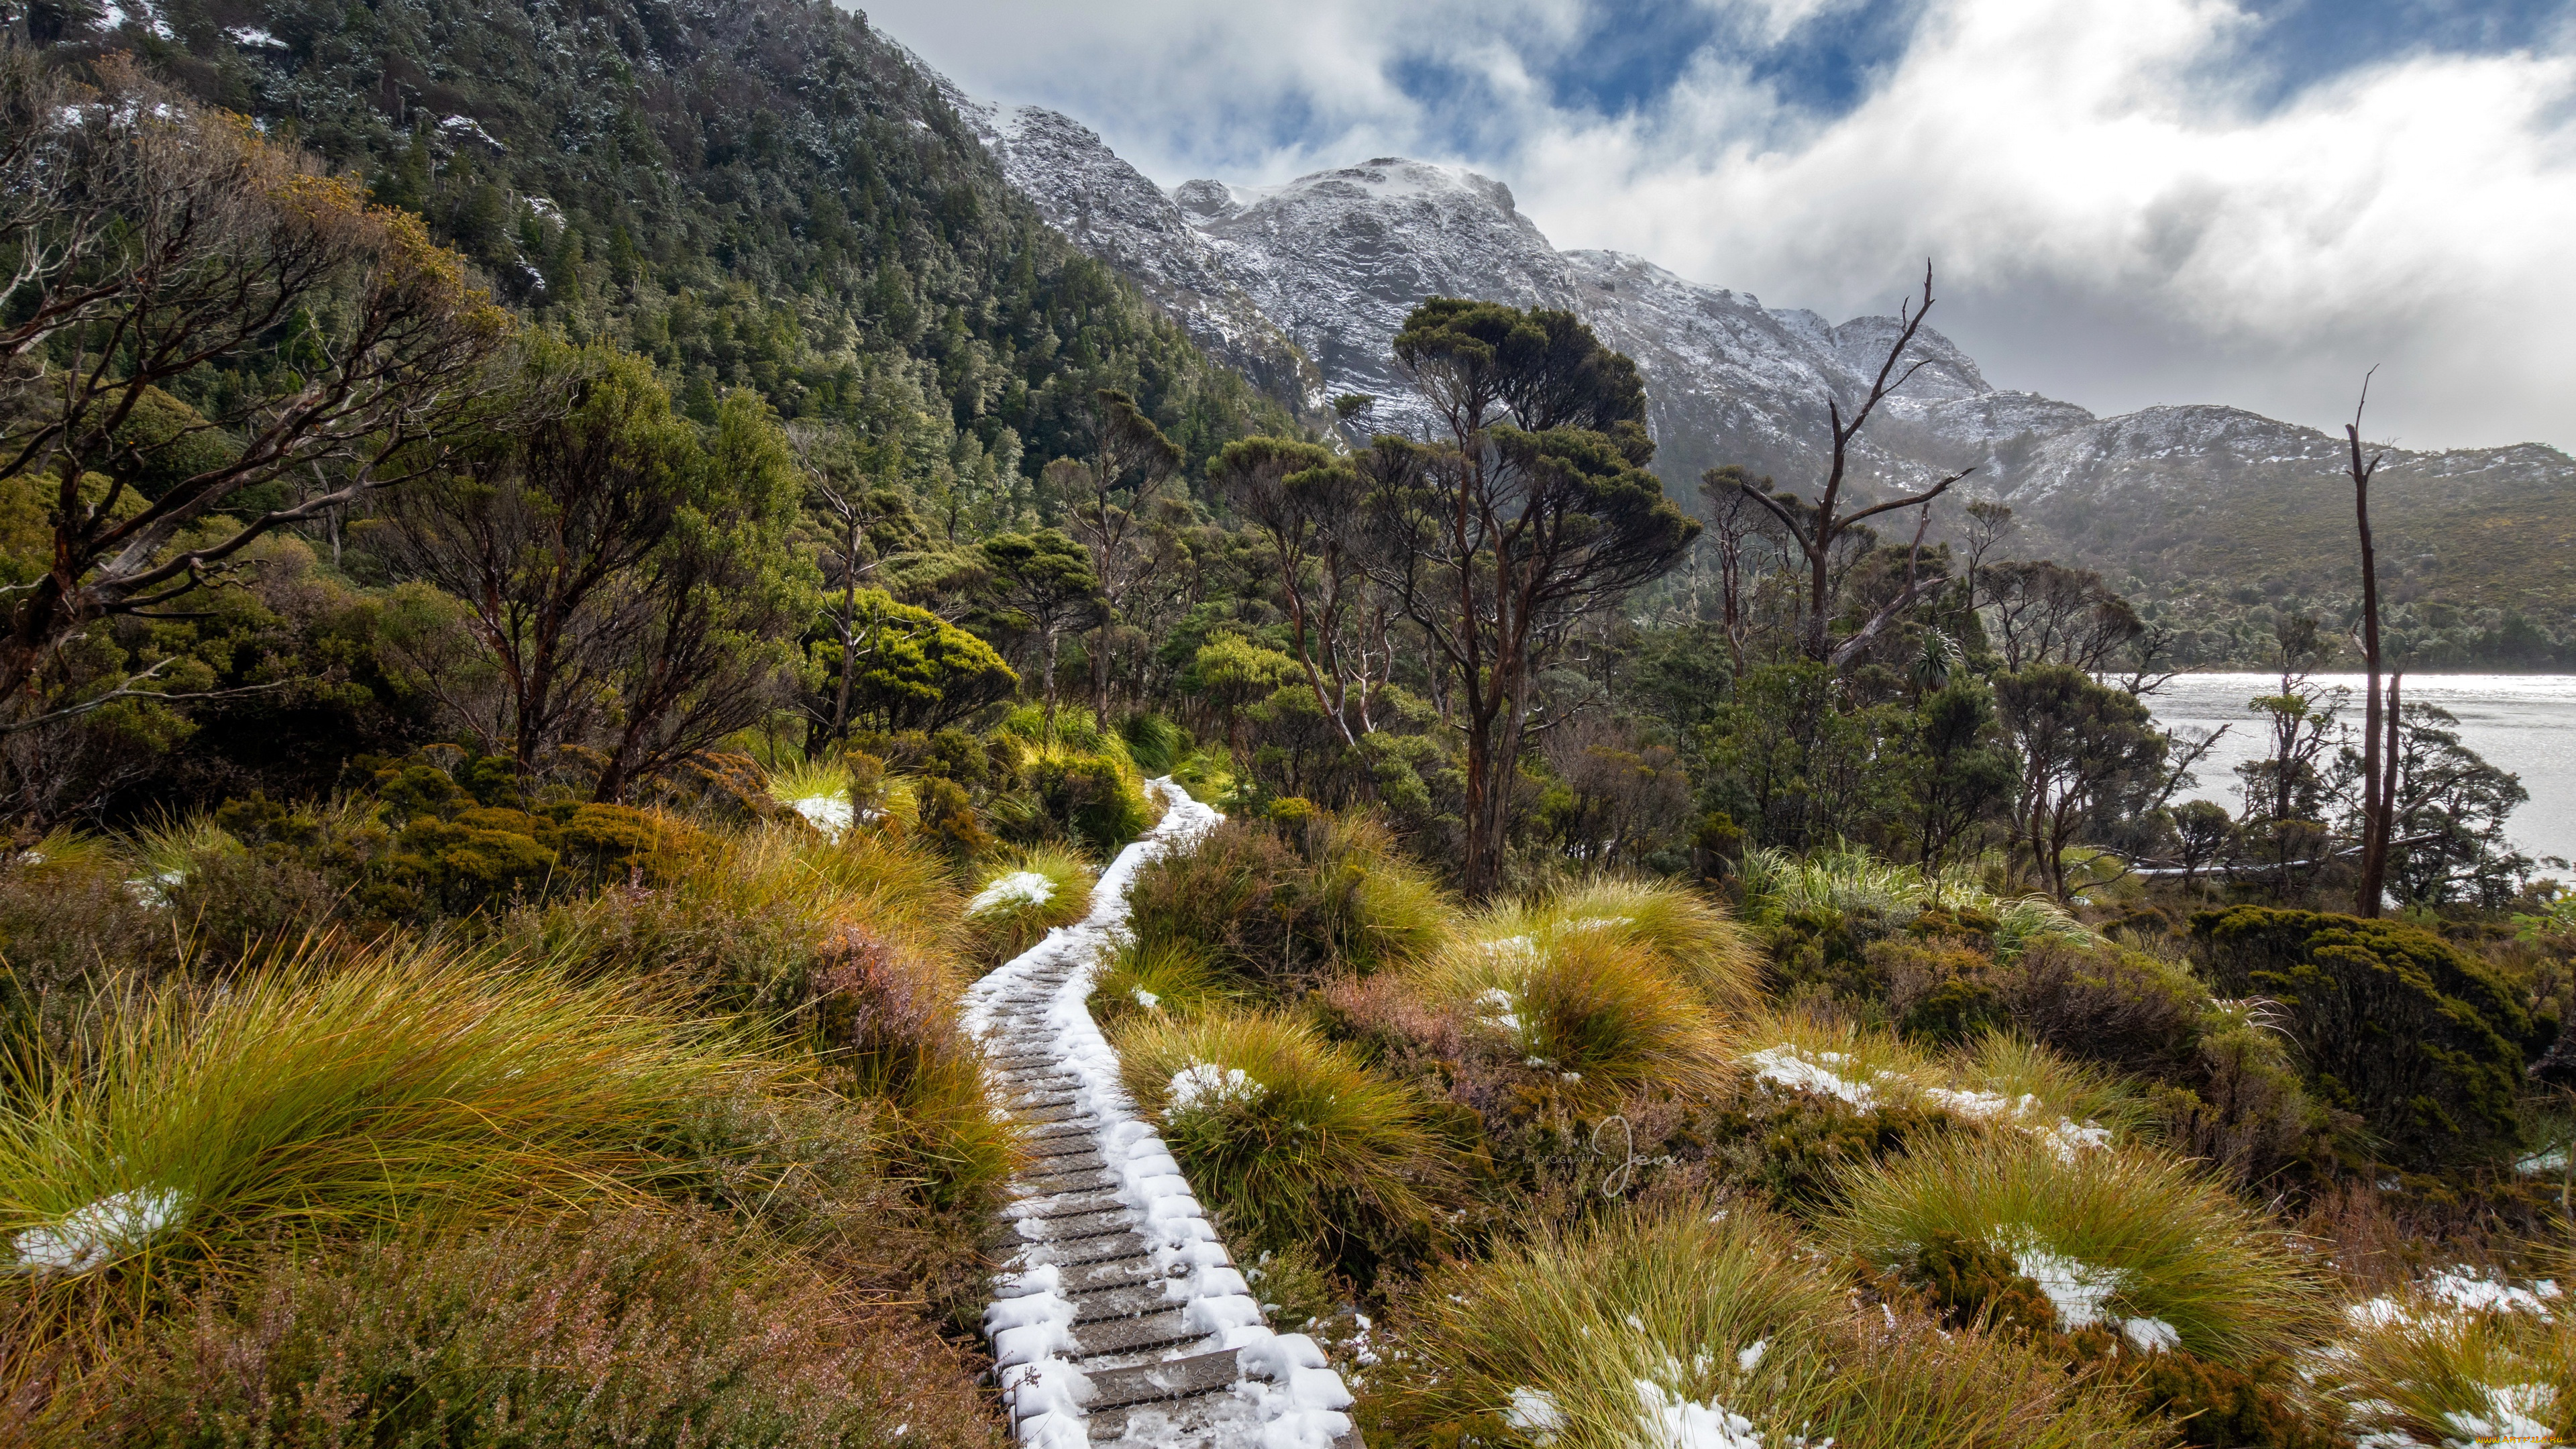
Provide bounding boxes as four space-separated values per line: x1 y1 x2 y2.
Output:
1 12 2571 1448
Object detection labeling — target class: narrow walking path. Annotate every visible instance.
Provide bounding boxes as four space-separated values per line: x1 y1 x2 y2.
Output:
965 782 1360 1449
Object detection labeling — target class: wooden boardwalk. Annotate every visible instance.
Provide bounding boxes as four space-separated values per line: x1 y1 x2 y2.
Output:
967 784 1360 1448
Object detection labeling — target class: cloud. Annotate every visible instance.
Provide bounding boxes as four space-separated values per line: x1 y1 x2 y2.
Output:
863 0 2576 450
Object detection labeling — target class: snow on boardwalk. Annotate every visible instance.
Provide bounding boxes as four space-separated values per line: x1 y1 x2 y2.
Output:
965 781 1361 1449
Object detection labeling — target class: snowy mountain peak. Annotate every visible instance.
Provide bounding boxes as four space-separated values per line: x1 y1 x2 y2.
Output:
913 58 2572 606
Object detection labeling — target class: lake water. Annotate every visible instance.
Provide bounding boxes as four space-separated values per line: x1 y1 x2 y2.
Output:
2145 674 2576 867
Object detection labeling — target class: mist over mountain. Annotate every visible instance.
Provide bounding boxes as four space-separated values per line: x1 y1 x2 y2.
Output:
937 89 2576 666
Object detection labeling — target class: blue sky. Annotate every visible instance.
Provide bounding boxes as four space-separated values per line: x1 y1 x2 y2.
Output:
869 0 2576 450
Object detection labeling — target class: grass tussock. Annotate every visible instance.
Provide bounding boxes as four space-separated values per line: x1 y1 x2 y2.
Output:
1827 1133 2328 1366
1376 1197 2155 1449
1739 847 2091 960
1089 938 1231 1030
0 943 764 1348
1112 1006 1452 1258
1477 877 1762 1016
1415 924 1737 1109
2321 1276 2575 1446
963 844 1093 963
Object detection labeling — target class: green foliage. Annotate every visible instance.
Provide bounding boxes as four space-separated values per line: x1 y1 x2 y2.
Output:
2193 906 2534 1169
822 589 1018 735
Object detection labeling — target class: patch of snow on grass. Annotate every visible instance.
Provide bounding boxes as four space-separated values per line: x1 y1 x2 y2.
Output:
1475 986 1523 1038
1130 987 1160 1010
1920 1086 2110 1161
2440 1382 2559 1443
1505 1387 1564 1442
790 794 853 838
1745 1045 1880 1108
14 1187 187 1274
1992 1230 2125 1329
966 869 1054 918
2425 1268 2559 1320
1168 1061 1264 1115
2122 1317 2181 1353
225 25 282 45
1634 1381 1765 1449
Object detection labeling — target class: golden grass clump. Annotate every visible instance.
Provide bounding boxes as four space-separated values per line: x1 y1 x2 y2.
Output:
963 844 1094 963
2320 1273 2574 1447
1112 1006 1451 1256
0 942 768 1348
1380 1197 2157 1449
1297 810 1457 973
1415 924 1736 1109
1089 938 1231 1030
1827 1133 2329 1367
1483 877 1762 1015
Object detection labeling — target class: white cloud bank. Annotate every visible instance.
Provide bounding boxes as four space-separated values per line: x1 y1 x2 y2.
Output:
866 0 2576 451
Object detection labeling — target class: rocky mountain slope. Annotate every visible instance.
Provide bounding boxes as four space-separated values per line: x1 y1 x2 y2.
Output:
939 91 2576 659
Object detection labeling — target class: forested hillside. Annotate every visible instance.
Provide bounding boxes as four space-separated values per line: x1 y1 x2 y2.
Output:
64 0 1285 489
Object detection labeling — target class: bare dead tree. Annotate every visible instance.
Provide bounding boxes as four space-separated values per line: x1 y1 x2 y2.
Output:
1961 497 2015 608
788 421 900 748
1730 262 1972 665
1697 464 1771 674
2347 371 2398 917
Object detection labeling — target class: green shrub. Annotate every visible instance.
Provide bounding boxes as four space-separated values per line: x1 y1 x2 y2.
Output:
1827 1134 2328 1368
1911 1228 2063 1335
1112 1007 1450 1265
1029 751 1152 847
1999 939 2206 1078
2192 906 2534 1169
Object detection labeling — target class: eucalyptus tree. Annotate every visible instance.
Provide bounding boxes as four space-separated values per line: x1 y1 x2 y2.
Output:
1366 300 1699 899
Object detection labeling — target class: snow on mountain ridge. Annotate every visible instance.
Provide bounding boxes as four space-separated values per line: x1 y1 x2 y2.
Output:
916 70 2575 598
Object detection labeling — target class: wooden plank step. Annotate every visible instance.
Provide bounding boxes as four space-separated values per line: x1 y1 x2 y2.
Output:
1053 1255 1169 1295
1067 1279 1180 1324
1017 1164 1119 1195
1024 1134 1102 1163
1073 1348 1242 1412
1011 1206 1132 1243
1008 1185 1126 1220
1067 1306 1203 1358
1001 1230 1153 1268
